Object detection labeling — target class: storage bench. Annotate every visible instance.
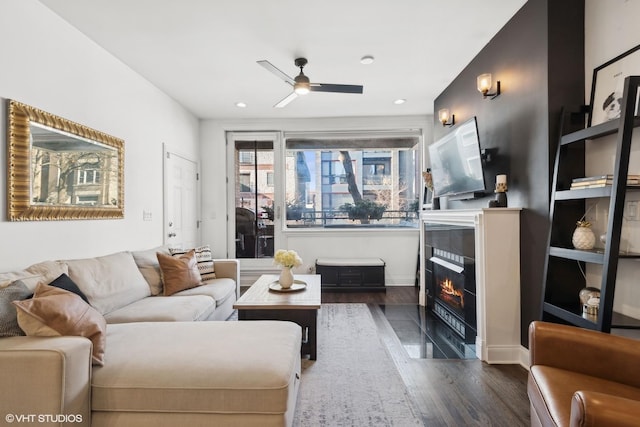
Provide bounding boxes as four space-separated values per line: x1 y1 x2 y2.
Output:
315 258 385 291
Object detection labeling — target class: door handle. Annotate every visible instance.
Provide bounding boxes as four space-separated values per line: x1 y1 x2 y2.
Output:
168 232 176 238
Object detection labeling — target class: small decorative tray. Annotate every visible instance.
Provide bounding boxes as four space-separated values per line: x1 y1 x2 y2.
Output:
269 280 307 293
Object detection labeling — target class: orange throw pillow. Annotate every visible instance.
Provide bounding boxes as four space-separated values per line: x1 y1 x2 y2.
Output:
157 250 201 296
13 283 106 365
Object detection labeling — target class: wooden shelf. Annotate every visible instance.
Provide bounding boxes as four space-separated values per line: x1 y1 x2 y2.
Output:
560 116 640 145
543 303 640 331
612 311 640 329
555 187 612 199
555 186 640 200
542 302 597 329
549 246 640 262
542 76 640 333
549 246 605 264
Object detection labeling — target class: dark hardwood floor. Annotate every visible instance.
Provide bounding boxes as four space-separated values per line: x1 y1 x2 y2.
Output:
322 286 531 426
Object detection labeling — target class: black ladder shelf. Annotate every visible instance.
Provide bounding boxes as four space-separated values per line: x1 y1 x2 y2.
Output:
541 75 640 332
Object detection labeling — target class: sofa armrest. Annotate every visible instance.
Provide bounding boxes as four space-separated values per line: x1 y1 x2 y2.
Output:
0 336 92 426
529 321 640 388
571 391 640 427
214 259 240 298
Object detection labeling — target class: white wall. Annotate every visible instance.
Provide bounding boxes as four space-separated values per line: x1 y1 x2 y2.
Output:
584 0 640 317
200 115 431 285
0 1 199 271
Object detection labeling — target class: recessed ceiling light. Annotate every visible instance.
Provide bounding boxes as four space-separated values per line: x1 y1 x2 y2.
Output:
394 99 406 105
360 55 375 65
235 102 247 108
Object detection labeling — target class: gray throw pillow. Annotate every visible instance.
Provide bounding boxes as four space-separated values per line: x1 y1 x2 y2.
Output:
0 280 32 337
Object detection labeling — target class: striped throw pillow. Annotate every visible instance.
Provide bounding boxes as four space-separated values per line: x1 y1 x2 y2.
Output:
169 245 216 281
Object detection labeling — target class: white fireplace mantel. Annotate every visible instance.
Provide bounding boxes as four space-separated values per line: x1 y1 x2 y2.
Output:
420 208 522 364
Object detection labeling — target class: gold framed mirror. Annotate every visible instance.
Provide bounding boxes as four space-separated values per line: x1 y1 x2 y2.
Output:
7 100 124 221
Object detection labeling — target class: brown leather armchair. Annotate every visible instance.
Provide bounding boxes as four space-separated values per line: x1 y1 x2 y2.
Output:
528 321 640 426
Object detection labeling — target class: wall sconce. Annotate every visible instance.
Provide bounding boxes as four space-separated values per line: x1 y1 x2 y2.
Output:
438 108 455 127
477 73 501 99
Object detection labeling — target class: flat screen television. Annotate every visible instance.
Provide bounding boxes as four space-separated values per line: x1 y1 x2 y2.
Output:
428 117 486 199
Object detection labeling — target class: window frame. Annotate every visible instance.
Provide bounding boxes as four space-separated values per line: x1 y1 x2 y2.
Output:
282 129 422 230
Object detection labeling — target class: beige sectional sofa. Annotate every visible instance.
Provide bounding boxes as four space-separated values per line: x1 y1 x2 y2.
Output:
0 247 302 427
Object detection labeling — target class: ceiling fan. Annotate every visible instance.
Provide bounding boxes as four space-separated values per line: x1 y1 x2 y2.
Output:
257 57 364 108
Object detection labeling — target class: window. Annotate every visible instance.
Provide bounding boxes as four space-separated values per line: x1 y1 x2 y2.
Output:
239 173 252 193
284 131 421 228
239 151 255 164
77 169 101 185
76 195 99 205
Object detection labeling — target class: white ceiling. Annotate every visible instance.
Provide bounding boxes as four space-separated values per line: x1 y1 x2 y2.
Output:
39 0 527 120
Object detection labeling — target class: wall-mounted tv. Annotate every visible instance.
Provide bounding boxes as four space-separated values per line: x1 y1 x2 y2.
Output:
428 117 486 199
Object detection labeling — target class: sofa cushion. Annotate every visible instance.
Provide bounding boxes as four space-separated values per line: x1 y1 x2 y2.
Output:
174 278 237 307
170 245 216 281
93 321 301 415
0 280 32 337
529 365 640 427
157 250 201 296
48 273 89 304
131 245 170 296
65 252 151 315
103 295 216 323
0 260 68 292
13 283 106 365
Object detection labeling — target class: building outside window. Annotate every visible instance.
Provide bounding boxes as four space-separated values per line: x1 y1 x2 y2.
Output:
284 132 421 228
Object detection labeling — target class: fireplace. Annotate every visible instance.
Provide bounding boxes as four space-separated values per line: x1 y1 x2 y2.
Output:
427 226 477 344
420 209 522 364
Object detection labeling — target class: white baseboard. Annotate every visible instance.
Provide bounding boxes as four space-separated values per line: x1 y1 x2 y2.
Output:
484 345 523 365
476 339 529 367
520 346 530 369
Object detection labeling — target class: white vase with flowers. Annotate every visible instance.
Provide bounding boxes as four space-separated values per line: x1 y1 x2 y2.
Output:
274 249 302 289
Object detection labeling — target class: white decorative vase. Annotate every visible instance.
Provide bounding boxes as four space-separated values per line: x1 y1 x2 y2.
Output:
279 267 294 289
572 226 595 250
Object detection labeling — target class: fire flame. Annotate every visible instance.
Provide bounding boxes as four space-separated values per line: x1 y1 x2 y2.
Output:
439 278 464 307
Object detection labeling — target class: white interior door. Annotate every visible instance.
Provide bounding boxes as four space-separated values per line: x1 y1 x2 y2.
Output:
164 147 199 249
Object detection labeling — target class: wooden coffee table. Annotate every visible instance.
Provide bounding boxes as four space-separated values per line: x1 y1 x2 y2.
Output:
234 274 321 360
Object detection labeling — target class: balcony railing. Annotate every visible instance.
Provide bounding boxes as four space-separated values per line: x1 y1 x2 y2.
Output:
285 208 419 228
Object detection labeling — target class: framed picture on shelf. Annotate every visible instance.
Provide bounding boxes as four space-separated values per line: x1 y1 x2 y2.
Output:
588 43 640 127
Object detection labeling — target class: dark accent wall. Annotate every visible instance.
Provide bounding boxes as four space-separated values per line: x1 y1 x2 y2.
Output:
432 0 584 347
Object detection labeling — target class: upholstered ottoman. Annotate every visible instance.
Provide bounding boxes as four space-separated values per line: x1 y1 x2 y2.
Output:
92 321 302 427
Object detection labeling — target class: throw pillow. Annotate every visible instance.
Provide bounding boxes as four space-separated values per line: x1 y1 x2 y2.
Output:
13 283 107 366
169 245 216 281
0 280 32 337
157 250 201 296
48 273 90 304
0 260 69 291
132 245 171 296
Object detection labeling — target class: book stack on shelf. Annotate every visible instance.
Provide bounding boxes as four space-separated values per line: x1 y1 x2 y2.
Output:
570 174 640 189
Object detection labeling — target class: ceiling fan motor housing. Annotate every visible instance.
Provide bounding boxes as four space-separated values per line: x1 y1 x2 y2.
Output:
293 58 311 94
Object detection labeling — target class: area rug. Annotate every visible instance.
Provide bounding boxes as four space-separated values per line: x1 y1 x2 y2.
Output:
293 303 423 426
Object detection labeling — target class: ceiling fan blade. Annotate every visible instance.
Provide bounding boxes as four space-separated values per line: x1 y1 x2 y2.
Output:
257 60 295 86
274 92 298 108
310 83 364 94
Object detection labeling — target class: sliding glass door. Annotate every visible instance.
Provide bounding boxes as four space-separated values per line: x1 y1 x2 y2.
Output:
227 132 283 265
